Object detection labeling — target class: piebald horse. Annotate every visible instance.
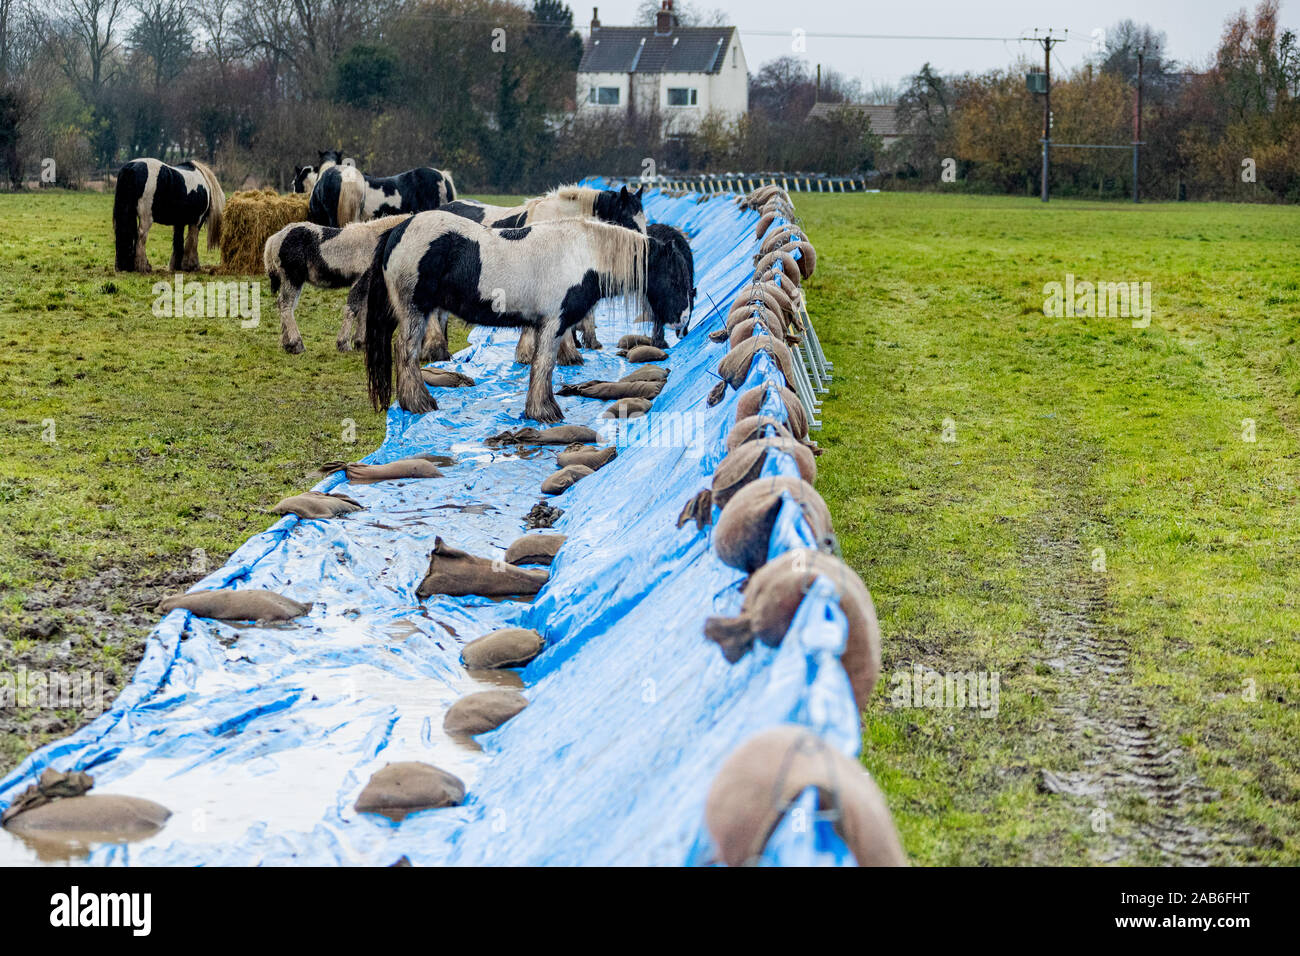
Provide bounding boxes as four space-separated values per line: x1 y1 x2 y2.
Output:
306 154 456 228
441 184 647 355
362 212 693 423
113 158 225 272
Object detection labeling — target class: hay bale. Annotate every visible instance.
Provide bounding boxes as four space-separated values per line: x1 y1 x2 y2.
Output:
219 187 309 275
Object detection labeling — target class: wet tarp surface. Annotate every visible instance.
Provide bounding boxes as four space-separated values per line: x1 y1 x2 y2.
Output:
0 183 859 865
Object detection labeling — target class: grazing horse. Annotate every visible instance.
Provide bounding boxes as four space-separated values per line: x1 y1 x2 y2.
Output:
362 212 692 423
646 223 696 347
308 158 456 228
442 184 647 355
263 215 411 354
113 158 225 272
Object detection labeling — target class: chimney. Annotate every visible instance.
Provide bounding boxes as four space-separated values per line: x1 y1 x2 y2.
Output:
655 0 675 35
591 7 600 32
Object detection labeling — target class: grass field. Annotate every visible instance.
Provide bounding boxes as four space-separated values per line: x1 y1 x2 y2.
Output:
1 189 1296 864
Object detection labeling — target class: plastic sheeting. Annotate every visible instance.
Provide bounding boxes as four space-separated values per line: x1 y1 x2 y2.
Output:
0 182 861 866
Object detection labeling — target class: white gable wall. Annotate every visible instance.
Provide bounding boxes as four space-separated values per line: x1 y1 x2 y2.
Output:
577 34 749 132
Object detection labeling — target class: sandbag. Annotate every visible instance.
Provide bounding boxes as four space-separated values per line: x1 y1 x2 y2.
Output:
326 456 445 484
271 490 364 519
713 476 834 573
728 316 786 348
416 536 549 599
158 588 312 621
758 264 801 290
443 690 529 736
754 249 801 283
557 379 664 400
726 415 794 451
624 344 667 363
421 368 477 388
504 533 566 566
754 211 776 241
620 366 669 383
677 438 817 531
486 425 599 446
541 464 594 494
1 768 94 824
354 762 465 821
556 444 617 471
784 240 816 278
723 303 783 335
618 333 654 349
2 795 172 836
705 725 906 867
703 549 880 709
602 397 652 419
737 384 808 439
717 336 798 392
461 627 545 669
760 226 801 255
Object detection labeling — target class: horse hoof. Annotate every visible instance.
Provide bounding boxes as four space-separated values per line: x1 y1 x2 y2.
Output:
337 340 353 352
284 340 305 355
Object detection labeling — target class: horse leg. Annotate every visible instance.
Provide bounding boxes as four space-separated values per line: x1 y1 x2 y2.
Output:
420 309 451 362
135 214 153 273
557 329 583 365
524 319 563 424
394 302 439 414
169 225 185 272
578 310 601 349
338 276 368 352
514 327 535 365
181 223 201 272
279 281 306 354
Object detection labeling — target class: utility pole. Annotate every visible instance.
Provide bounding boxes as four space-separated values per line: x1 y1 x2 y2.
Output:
1023 29 1065 202
1132 49 1144 203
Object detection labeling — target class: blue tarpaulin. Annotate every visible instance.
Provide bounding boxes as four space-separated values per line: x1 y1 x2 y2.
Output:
0 183 861 866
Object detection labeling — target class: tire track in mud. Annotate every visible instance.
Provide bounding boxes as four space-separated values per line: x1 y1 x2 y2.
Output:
1024 438 1219 865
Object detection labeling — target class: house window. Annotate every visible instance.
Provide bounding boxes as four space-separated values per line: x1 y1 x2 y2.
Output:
588 86 620 105
667 87 698 107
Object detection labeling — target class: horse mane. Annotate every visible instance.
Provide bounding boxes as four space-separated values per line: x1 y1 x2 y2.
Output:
577 218 648 311
440 168 456 203
189 159 225 250
522 185 601 223
547 185 598 217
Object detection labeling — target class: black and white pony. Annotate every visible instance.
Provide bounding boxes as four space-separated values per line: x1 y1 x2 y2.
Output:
263 215 411 353
113 158 225 272
307 155 456 228
362 212 692 423
441 184 648 353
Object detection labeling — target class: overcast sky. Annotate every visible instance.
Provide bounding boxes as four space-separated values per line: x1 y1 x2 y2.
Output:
583 0 1299 94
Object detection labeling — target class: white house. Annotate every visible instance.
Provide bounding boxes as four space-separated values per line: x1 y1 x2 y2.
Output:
577 2 749 134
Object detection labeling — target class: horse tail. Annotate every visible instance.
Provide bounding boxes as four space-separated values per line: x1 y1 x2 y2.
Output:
113 162 142 271
190 159 225 251
440 169 456 204
338 171 364 225
364 230 399 411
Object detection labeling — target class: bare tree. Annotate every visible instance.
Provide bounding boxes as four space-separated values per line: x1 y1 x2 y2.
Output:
129 0 193 92
49 0 128 96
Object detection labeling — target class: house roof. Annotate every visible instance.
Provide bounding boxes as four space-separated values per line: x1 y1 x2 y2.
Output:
579 26 736 74
807 102 902 137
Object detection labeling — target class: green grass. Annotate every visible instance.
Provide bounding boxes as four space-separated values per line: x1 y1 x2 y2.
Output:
802 192 1299 864
0 189 1296 864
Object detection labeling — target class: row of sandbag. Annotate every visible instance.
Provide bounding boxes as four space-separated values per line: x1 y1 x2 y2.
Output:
679 185 904 867
0 362 685 838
